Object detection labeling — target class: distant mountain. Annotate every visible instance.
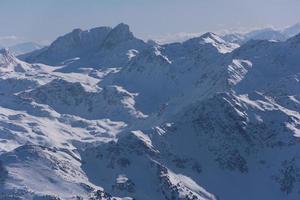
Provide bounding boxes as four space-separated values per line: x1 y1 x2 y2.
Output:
221 33 245 44
223 28 288 44
7 42 44 55
244 27 288 41
1 24 300 199
223 22 300 44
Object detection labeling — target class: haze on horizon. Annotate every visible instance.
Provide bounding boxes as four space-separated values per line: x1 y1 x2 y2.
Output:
0 0 300 46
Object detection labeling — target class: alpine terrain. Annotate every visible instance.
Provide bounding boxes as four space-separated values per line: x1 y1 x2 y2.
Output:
0 23 300 200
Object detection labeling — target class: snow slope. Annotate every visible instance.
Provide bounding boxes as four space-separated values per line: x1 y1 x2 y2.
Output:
0 23 300 199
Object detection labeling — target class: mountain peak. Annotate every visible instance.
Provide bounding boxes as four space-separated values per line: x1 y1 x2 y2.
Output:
200 32 219 38
185 32 224 45
0 48 11 56
114 23 130 31
0 48 16 62
184 32 239 53
0 48 21 70
199 32 227 43
111 23 133 38
103 23 135 46
71 28 83 34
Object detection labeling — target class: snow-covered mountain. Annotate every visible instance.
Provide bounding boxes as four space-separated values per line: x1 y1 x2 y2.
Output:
222 22 300 44
222 28 287 44
0 23 300 200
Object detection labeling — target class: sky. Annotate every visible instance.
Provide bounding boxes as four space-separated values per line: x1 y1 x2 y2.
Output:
0 0 300 46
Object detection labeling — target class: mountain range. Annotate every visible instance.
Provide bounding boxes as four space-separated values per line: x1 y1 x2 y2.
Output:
222 22 300 44
0 23 300 200
8 42 44 56
0 42 44 56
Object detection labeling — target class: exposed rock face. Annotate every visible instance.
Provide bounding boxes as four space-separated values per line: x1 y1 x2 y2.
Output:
21 26 112 65
20 23 149 71
0 25 300 199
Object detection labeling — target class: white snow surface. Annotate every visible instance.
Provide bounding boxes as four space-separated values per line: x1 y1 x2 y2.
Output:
0 23 300 200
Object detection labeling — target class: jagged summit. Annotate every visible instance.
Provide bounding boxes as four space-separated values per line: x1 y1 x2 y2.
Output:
2 24 300 200
112 23 133 36
0 48 18 67
20 23 147 68
44 25 112 55
185 32 221 43
71 28 83 33
102 23 135 47
19 25 113 65
199 32 219 39
0 48 35 73
66 26 112 41
186 32 227 43
183 32 239 53
0 48 11 55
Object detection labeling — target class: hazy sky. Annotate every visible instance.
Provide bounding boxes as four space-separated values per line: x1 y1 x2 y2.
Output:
0 0 300 45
